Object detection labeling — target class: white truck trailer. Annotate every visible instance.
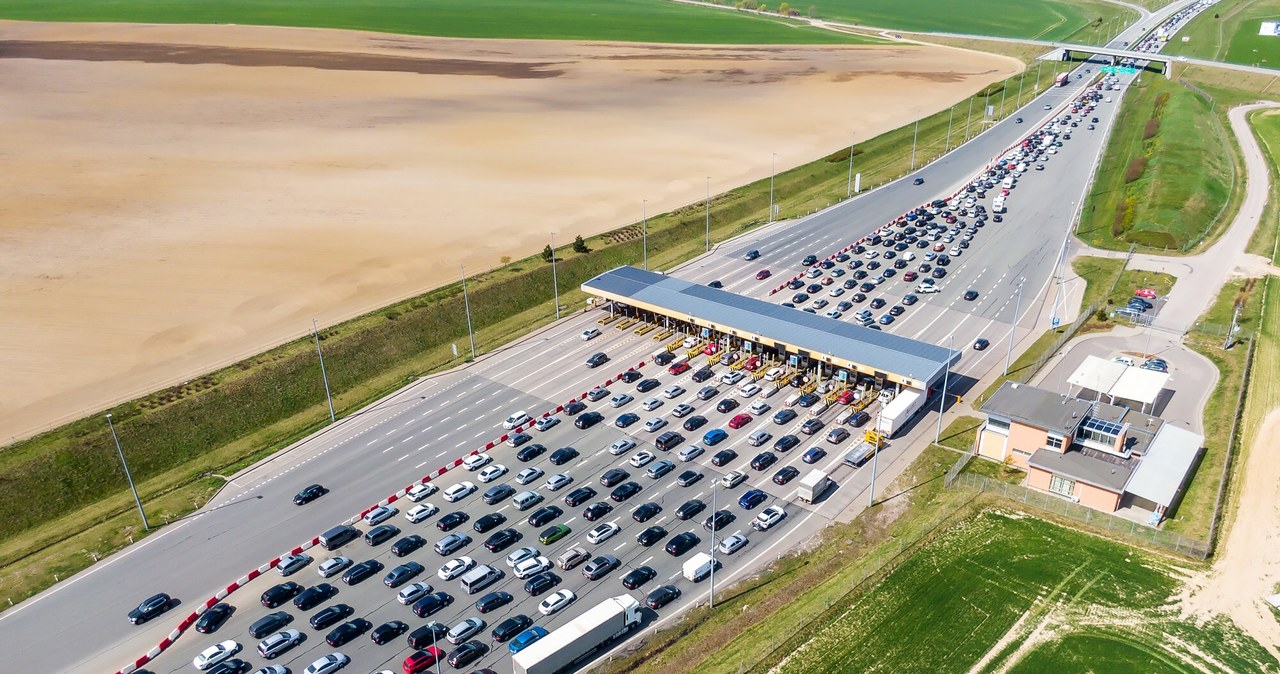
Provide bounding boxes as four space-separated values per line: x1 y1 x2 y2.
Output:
797 470 833 503
512 595 643 674
682 552 719 582
876 388 926 437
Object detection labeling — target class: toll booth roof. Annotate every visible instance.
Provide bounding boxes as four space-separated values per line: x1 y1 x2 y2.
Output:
582 266 955 386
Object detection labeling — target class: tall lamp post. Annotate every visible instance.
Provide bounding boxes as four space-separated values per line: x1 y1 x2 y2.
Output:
846 132 856 197
868 409 882 508
642 200 649 271
768 153 777 223
461 264 476 361
705 177 712 253
106 413 149 530
550 232 560 321
934 334 954 443
709 479 717 609
312 319 335 423
1005 280 1025 375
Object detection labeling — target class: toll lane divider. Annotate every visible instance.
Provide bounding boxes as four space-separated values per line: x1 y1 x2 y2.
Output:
114 359 646 674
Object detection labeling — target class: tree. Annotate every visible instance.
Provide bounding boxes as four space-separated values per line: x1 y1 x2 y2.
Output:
572 235 589 253
779 2 790 15
541 244 554 263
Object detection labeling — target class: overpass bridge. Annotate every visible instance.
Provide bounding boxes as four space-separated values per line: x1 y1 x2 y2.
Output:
1039 43 1174 78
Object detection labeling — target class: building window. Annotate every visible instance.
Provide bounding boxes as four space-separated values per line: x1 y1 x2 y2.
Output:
1049 475 1075 497
1012 448 1032 457
1045 435 1063 449
987 417 1010 434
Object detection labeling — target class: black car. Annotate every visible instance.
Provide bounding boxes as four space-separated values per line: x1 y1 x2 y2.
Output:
384 562 424 588
483 484 516 505
691 367 715 383
585 352 609 368
682 415 708 431
524 572 559 596
248 611 291 639
773 435 800 452
326 618 371 647
654 351 676 366
391 534 427 557
575 412 604 429
788 279 805 290
438 511 469 531
772 409 797 424
800 418 824 435
370 620 409 645
550 447 580 465
647 584 682 609
622 566 658 590
703 509 734 532
584 502 614 521
745 249 761 261
365 524 399 546
637 525 668 546
711 449 738 467
797 393 820 407
310 603 354 630
912 177 924 185
611 481 643 502
475 591 514 614
341 560 382 586
806 283 822 294
677 470 704 487
563 400 587 415
619 369 643 383
293 484 327 505
751 451 778 471
665 532 700 556
261 582 303 608
293 584 338 611
802 254 818 266
964 289 979 301
473 513 507 533
484 528 521 553
565 487 597 507
411 592 453 618
773 466 801 485
205 661 250 674
448 641 490 669
902 293 918 306
633 502 663 522
408 620 449 647
932 267 947 279
716 398 739 414
493 614 534 643
615 413 640 428
527 506 563 527
601 468 630 488
516 443 548 462
193 603 232 634
636 378 661 393
675 499 706 521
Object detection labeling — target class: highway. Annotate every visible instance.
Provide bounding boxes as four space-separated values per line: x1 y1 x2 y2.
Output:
0 16 1165 674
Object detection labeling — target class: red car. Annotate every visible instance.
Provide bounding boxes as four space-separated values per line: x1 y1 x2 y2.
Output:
903 271 917 282
669 361 691 375
836 390 856 405
728 413 753 430
755 269 771 280
1134 288 1158 299
742 357 761 371
703 343 720 356
404 647 446 673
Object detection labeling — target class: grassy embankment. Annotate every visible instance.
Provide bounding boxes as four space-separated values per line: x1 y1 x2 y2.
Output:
1078 76 1234 252
0 0 876 44
1167 0 1280 67
0 54 1054 607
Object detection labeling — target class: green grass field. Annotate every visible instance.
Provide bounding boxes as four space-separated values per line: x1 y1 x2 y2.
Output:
0 0 873 43
773 511 1275 674
1168 0 1280 67
812 0 1134 42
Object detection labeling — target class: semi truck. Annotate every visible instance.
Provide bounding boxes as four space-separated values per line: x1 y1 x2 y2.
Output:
512 595 643 674
876 388 926 437
1055 72 1069 87
797 470 833 503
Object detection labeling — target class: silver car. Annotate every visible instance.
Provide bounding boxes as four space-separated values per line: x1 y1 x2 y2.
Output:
257 629 303 659
317 556 352 578
544 473 573 491
276 553 311 576
447 617 486 645
434 533 471 555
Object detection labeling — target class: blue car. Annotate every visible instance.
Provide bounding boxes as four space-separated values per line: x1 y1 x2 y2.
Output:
509 625 550 654
702 429 729 446
738 489 768 510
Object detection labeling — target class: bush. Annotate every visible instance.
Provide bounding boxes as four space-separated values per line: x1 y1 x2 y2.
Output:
573 235 589 253
1142 117 1160 140
1123 156 1148 183
541 244 554 263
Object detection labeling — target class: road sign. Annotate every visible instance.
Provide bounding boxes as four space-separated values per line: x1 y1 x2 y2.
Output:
1051 316 1060 328
701 327 710 338
789 355 799 367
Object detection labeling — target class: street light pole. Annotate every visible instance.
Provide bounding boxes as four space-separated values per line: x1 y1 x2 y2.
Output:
846 132 855 197
433 627 443 674
709 479 717 609
642 200 649 271
768 153 777 223
1017 70 1026 108
312 319 335 423
461 264 476 361
910 119 919 170
550 232 560 321
1005 280 1025 375
106 413 149 531
868 409 881 508
944 107 954 153
965 96 975 140
705 177 711 253
934 334 953 443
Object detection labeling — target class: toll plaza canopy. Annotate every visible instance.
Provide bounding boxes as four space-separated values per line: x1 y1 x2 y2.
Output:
582 266 957 389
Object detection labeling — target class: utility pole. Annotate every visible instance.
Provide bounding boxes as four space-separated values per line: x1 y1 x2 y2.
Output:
965 96 975 140
934 334 954 443
868 409 881 508
768 153 777 223
944 107 954 153
1036 60 1043 91
910 120 919 170
550 232 560 320
1017 70 1026 108
705 177 711 252
846 132 855 197
709 479 717 609
642 200 649 271
461 264 476 360
1005 280 1025 375
999 83 1007 118
312 319 335 423
106 413 149 531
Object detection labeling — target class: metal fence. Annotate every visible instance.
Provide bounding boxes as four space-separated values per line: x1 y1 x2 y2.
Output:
943 452 973 487
948 472 1210 559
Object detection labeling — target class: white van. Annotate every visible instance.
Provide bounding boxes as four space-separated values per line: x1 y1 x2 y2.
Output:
459 564 502 594
784 392 802 407
1001 177 1014 189
682 552 720 582
513 491 543 511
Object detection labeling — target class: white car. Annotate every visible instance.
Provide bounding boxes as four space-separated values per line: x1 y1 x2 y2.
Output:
462 453 492 471
752 505 787 531
661 385 685 399
643 417 667 432
738 383 762 398
609 438 637 455
256 666 289 674
516 467 544 485
514 556 552 579
397 581 434 605
534 416 560 431
193 640 240 670
749 401 771 415
502 411 531 430
863 250 879 260
610 393 634 408
949 247 961 257
478 464 508 483
505 546 541 567
539 589 577 616
363 506 397 526
438 556 476 581
587 522 621 544
303 653 350 674
642 397 664 411
629 450 656 468
544 473 574 491
276 553 311 576
719 533 749 555
581 328 601 341
406 503 439 523
443 482 477 503
762 367 784 382
405 483 437 502
721 371 746 385
317 556 352 578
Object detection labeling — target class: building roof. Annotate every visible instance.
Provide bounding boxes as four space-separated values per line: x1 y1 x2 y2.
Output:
581 266 956 385
1067 356 1168 406
1124 425 1203 507
1028 447 1135 493
980 381 1092 435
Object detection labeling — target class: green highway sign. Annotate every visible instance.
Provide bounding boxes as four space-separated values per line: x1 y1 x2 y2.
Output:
1100 65 1138 74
